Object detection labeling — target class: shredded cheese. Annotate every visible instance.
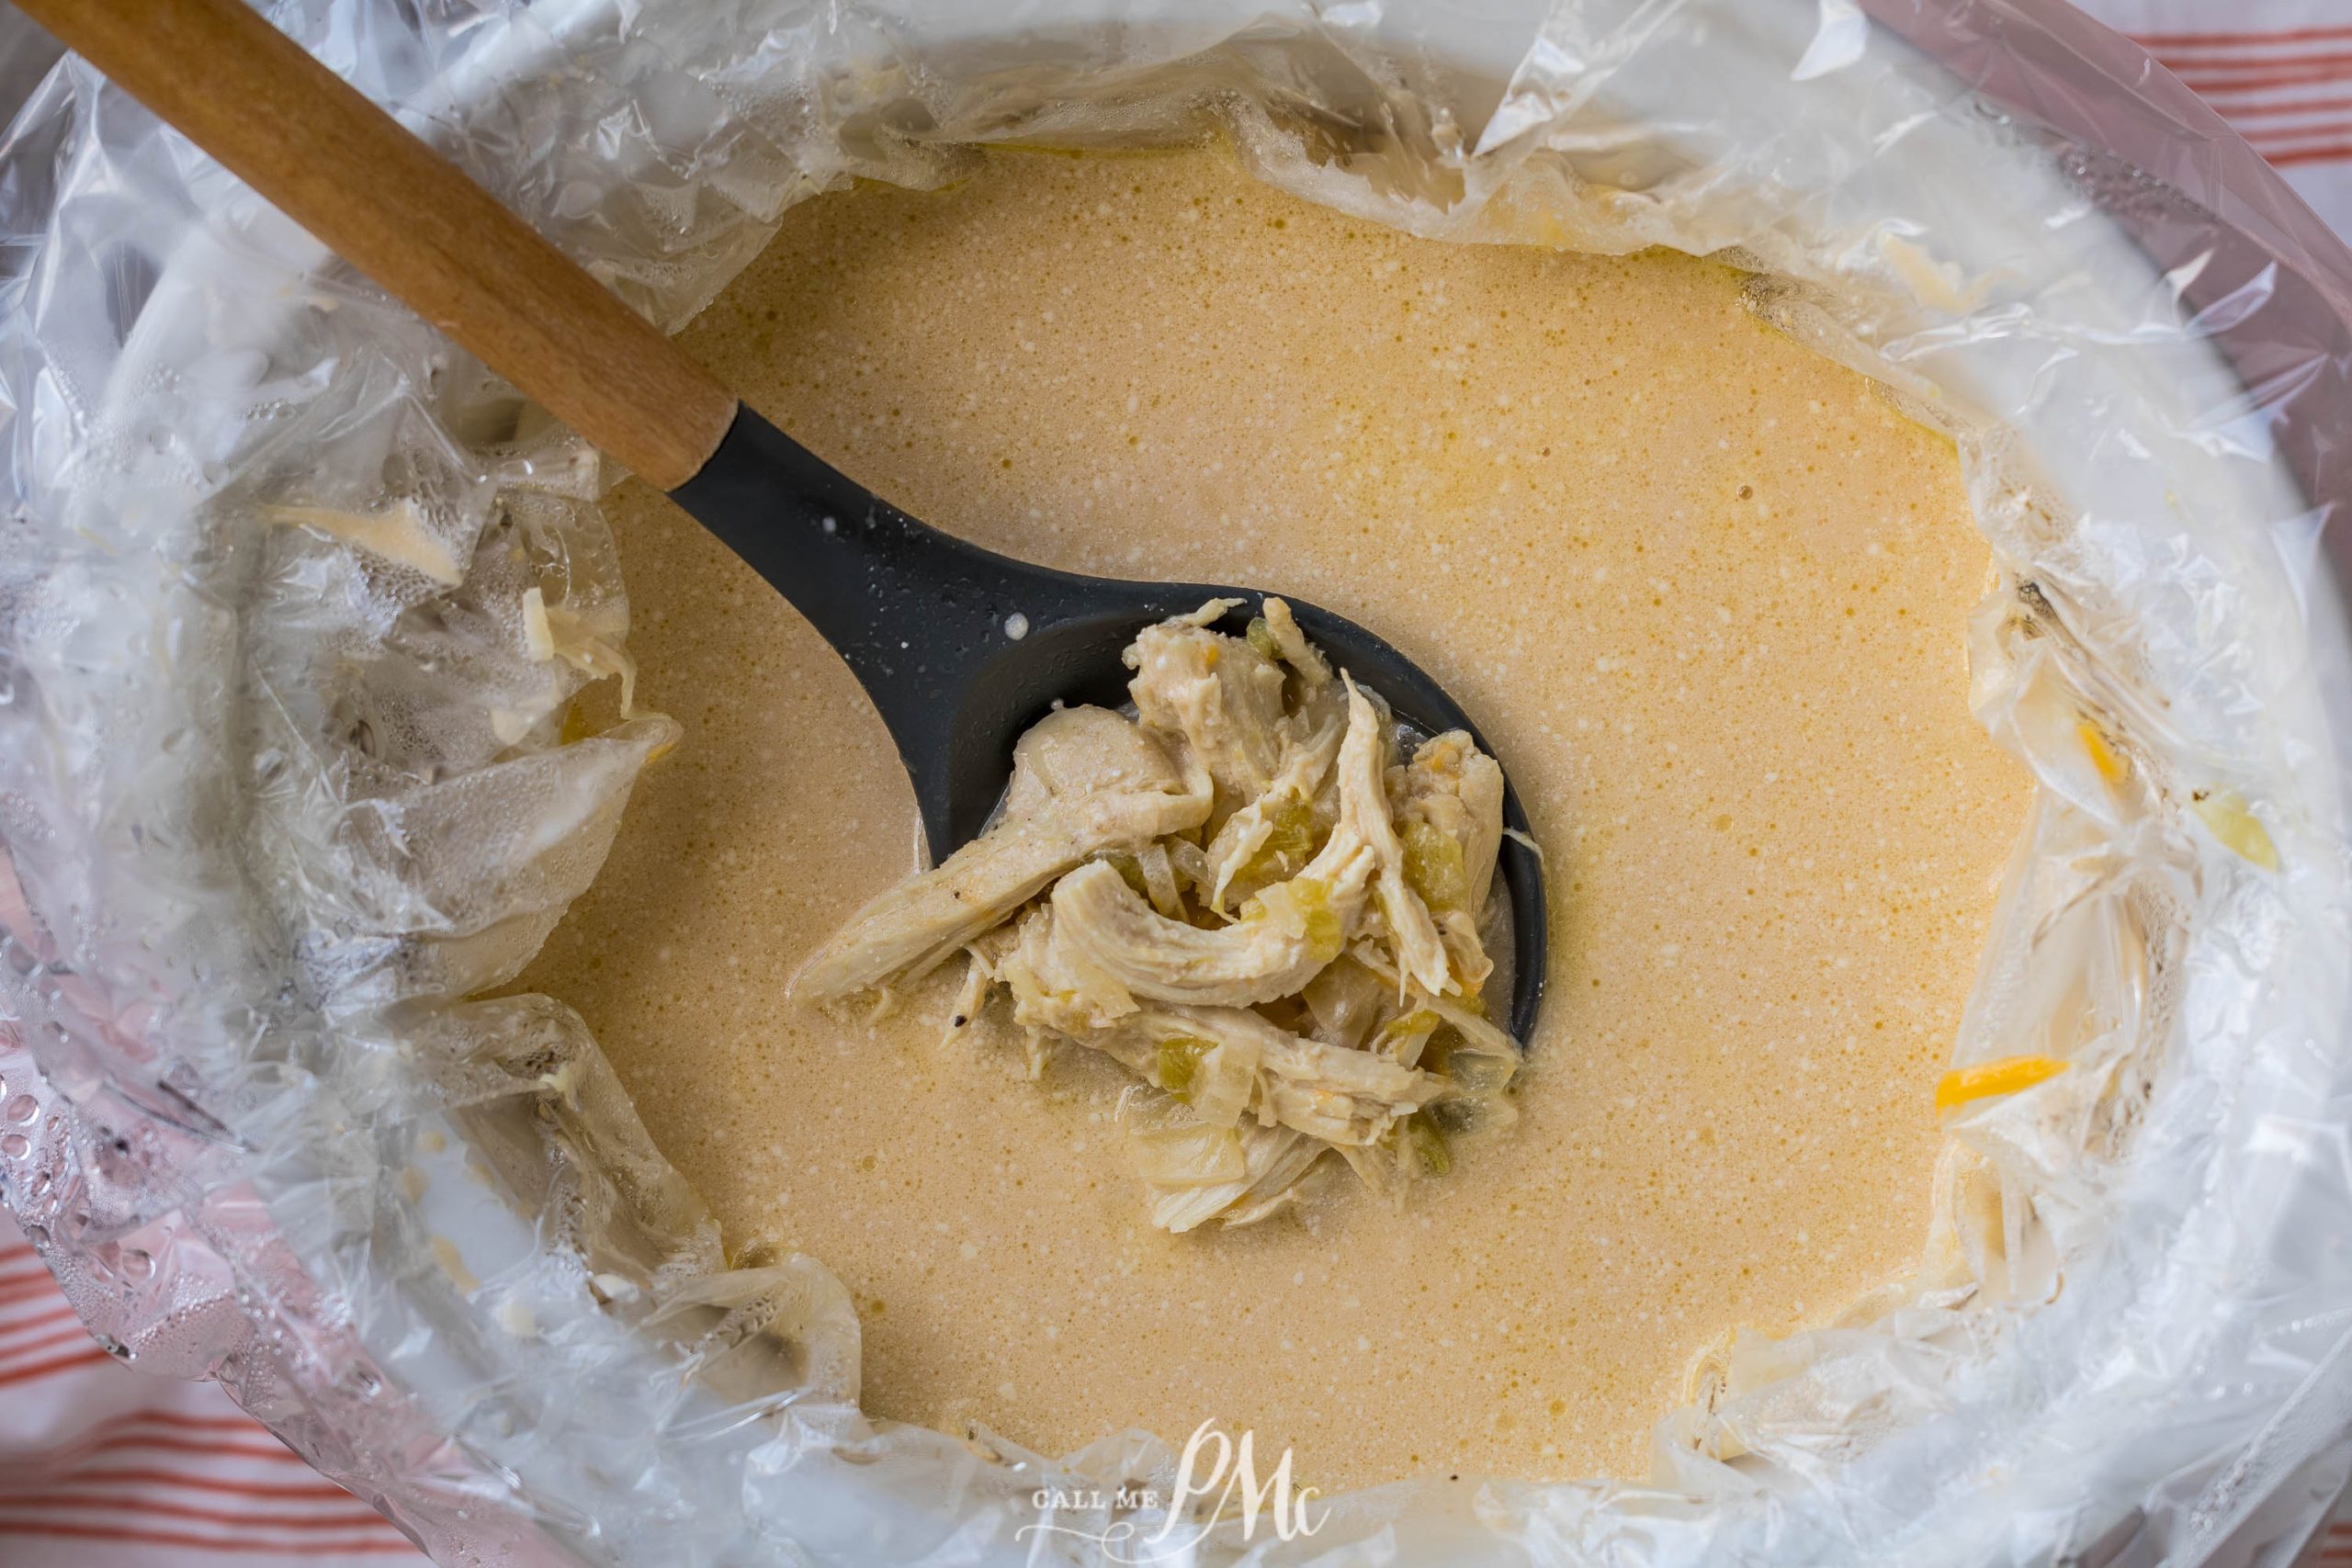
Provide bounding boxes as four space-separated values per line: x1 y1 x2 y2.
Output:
2076 719 2129 786
2191 788 2280 872
1935 1054 2065 1113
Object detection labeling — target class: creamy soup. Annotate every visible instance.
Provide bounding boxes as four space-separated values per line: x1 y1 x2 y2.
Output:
517 145 2030 1488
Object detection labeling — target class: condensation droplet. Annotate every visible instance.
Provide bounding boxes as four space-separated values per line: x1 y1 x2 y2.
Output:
3 1094 36 1124
122 1248 153 1280
0 1133 27 1158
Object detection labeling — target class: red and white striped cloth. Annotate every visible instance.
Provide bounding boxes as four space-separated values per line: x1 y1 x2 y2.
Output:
0 1212 425 1565
2084 0 2352 227
3 6 2351 1566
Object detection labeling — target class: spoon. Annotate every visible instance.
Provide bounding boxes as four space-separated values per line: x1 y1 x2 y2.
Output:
26 0 1547 1042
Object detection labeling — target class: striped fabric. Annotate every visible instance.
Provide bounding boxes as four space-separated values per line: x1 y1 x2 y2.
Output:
2134 22 2352 166
0 1215 425 1564
2 5 2350 1566
2079 0 2352 231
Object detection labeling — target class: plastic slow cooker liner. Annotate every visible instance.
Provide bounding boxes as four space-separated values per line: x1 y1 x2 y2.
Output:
3 0 2350 1562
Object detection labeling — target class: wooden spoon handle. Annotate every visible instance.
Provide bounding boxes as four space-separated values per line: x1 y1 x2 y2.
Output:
17 0 739 491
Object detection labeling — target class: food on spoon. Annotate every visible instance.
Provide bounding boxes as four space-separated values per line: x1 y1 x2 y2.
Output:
794 599 1518 1230
790 704 1211 998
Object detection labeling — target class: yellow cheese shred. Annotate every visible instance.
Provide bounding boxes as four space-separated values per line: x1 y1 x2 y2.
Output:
1935 1054 2066 1113
2190 788 2280 872
2077 719 2129 786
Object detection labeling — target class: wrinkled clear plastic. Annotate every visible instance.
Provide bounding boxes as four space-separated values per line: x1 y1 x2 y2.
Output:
3 1 2350 1563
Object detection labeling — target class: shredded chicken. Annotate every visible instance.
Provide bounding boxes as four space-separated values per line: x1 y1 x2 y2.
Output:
1143 1122 1324 1235
1259 596 1331 694
1048 857 1367 1007
1125 614 1288 828
791 706 1207 999
799 599 1522 1230
1388 730 1506 992
1201 692 1346 913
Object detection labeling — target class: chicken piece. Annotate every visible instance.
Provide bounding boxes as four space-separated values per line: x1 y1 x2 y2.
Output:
1201 694 1347 913
1125 608 1288 823
1080 1000 1442 1147
944 925 1062 1077
1300 954 1387 1050
1127 597 1348 914
990 903 1138 1037
1046 685 1413 1007
1326 678 1455 998
1347 937 1522 1110
941 943 995 1049
1141 1121 1325 1235
1216 1144 1323 1228
1388 730 1506 993
1258 596 1331 694
1047 679 1460 1005
998 704 1194 816
1127 841 1184 917
1389 731 1506 913
1254 1014 1447 1145
1045 852 1371 1010
790 707 1207 1000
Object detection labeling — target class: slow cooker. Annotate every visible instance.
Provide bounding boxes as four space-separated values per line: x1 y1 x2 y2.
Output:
3 2 2350 1563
